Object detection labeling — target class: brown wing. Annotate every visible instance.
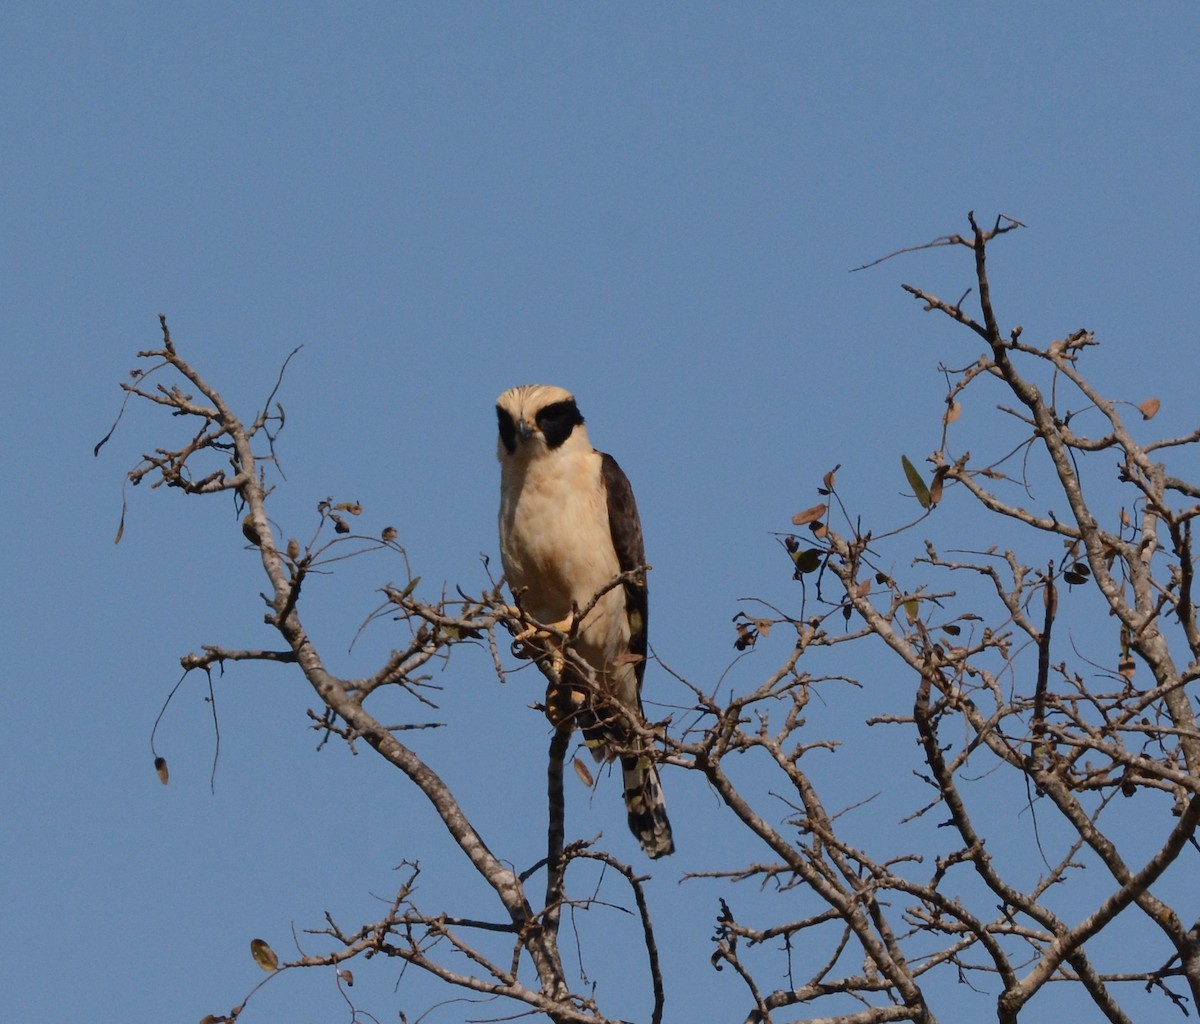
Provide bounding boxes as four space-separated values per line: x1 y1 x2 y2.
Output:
600 452 648 687
601 452 672 857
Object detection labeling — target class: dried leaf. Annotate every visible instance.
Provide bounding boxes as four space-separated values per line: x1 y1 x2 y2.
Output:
573 757 594 787
904 599 920 625
752 618 772 638
336 501 364 515
286 538 300 560
855 579 871 599
330 514 350 534
154 756 169 786
1139 397 1161 420
929 466 947 507
944 400 962 425
250 938 279 972
901 456 932 509
811 521 828 539
339 969 354 987
822 465 840 492
791 503 827 526
242 516 261 546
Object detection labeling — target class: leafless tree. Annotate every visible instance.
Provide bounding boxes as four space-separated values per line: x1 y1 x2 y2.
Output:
100 214 1200 1023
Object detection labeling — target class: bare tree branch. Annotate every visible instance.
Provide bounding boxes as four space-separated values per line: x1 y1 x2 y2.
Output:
108 215 1200 1023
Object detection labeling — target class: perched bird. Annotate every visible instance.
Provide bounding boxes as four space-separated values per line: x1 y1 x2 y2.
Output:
496 384 674 859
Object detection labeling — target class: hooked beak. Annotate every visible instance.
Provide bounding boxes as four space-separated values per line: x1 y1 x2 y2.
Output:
517 418 535 441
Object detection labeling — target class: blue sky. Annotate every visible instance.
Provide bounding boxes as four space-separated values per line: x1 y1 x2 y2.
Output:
5 5 1200 1022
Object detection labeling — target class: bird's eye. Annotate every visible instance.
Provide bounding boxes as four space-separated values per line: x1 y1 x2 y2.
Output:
537 400 583 450
497 406 517 454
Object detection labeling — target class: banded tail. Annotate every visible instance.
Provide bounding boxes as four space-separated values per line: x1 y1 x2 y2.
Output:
562 681 675 859
621 755 674 859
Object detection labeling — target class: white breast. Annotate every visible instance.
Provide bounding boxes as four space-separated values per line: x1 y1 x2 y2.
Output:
500 446 619 617
498 443 633 694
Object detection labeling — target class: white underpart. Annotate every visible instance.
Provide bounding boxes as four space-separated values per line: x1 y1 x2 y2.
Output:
498 414 638 715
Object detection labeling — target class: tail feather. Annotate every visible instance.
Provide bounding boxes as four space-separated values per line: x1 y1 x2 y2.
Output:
622 756 674 859
557 676 675 858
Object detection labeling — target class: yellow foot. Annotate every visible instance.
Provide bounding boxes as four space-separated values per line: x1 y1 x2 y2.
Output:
546 683 588 727
511 608 576 647
541 611 578 675
505 604 579 670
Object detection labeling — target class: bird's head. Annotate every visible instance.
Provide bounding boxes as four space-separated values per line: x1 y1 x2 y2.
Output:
496 384 587 460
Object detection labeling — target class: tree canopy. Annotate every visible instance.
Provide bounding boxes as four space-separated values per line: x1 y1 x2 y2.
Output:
103 216 1200 1024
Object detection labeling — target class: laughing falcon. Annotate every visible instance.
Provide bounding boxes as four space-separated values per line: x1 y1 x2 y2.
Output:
496 384 674 859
